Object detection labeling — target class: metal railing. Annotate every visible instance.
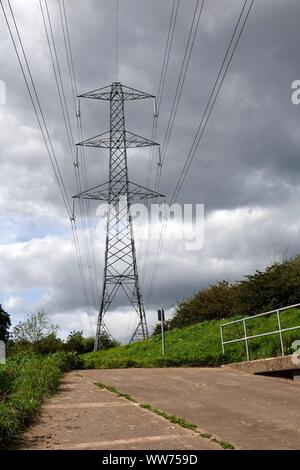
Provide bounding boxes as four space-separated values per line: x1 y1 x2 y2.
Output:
220 303 300 361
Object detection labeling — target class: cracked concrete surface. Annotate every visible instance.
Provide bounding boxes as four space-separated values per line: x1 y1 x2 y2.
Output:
15 372 220 450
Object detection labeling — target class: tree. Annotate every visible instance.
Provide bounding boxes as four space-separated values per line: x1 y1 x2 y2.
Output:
0 304 11 342
13 310 59 344
35 333 63 355
64 331 119 353
64 331 86 354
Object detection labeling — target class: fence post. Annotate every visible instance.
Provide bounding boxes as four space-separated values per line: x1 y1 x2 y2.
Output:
158 308 165 356
220 325 225 354
243 319 250 361
277 310 285 356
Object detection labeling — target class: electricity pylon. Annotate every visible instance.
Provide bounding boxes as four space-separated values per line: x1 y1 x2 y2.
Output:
74 82 164 350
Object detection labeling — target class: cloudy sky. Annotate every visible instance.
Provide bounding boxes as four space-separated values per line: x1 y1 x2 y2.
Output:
1 0 300 342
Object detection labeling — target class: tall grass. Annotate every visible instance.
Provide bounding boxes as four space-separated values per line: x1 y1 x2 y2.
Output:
0 351 82 446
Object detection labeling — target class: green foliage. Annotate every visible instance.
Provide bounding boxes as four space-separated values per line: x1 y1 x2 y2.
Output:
217 441 235 450
13 310 59 344
0 305 11 343
236 256 300 315
96 382 136 402
97 333 120 350
167 281 238 330
82 308 300 369
82 318 227 369
64 331 118 354
35 333 64 355
7 333 64 356
9 312 117 357
64 331 92 354
0 351 81 446
163 256 300 332
51 351 83 371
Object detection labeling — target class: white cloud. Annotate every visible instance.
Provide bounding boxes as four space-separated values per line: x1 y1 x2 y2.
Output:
3 295 24 315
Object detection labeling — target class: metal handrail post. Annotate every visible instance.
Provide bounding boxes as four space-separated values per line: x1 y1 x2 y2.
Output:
220 303 300 363
220 325 225 354
243 319 250 361
277 310 285 356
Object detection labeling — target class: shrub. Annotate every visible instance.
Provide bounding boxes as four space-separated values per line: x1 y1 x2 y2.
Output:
162 256 300 332
166 281 238 330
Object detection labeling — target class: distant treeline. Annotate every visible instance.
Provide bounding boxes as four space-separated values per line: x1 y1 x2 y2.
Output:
154 255 300 333
7 329 118 356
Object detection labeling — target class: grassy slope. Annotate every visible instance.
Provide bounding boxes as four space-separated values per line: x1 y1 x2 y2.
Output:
82 309 300 369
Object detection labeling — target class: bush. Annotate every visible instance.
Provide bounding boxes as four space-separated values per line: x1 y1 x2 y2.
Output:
165 281 238 330
64 331 119 354
163 256 300 332
7 334 64 356
52 351 83 371
63 331 94 354
236 256 300 315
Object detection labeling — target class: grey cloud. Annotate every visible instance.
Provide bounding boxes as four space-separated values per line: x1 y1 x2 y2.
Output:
1 0 300 340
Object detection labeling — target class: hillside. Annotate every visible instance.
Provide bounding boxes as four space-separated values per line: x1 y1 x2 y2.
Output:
82 308 300 369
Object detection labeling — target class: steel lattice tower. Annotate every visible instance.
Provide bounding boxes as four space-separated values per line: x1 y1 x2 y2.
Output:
74 82 163 350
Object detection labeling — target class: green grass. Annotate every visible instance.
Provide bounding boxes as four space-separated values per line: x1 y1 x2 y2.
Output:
216 440 235 450
0 351 82 446
141 405 197 431
82 308 300 369
95 382 136 402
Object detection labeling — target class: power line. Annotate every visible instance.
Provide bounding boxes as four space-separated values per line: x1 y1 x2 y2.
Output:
1 0 91 314
39 0 75 162
140 0 179 284
147 0 255 306
71 222 91 312
143 0 205 294
171 0 254 203
1 0 72 218
42 0 97 312
41 0 98 310
59 0 101 312
42 0 98 312
59 0 77 104
146 0 179 192
157 0 205 190
144 0 179 198
157 0 180 109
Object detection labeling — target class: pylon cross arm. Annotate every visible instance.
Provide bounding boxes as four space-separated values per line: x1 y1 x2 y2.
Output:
73 180 165 201
77 130 159 149
79 83 154 101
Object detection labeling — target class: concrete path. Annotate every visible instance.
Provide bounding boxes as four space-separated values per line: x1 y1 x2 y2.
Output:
16 373 219 450
80 367 300 450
